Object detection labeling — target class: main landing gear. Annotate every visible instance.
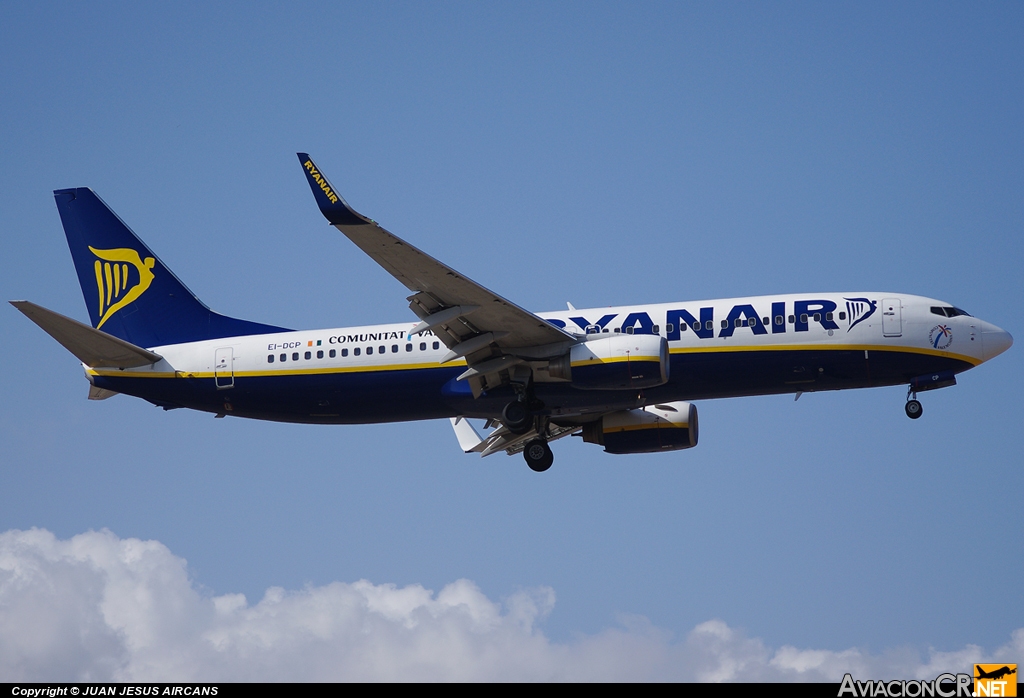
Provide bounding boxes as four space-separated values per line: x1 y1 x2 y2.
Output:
905 386 923 420
523 438 554 472
503 400 554 471
501 373 553 472
502 400 533 435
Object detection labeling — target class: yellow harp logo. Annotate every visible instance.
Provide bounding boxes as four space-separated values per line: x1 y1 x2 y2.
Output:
89 246 156 329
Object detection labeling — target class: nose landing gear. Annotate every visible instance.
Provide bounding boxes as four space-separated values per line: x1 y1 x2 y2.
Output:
905 386 923 419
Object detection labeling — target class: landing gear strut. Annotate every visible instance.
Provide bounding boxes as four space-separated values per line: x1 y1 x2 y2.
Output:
523 438 553 472
502 370 544 435
905 386 923 420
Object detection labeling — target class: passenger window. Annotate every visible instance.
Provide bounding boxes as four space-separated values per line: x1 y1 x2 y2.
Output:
367 346 373 355
280 353 286 362
692 321 700 331
586 325 599 334
721 320 729 329
788 315 795 324
268 355 274 363
800 314 808 324
406 343 413 352
292 352 299 361
304 351 311 360
748 318 756 327
775 315 783 325
734 318 742 328
354 348 360 356
813 313 821 322
317 350 324 359
432 341 440 350
339 349 346 357
652 325 660 334
705 321 713 331
825 312 833 321
614 327 621 333
667 324 676 333
839 312 846 320
330 349 337 358
392 345 398 353
625 326 634 335
762 317 769 325
379 345 385 354
420 342 426 351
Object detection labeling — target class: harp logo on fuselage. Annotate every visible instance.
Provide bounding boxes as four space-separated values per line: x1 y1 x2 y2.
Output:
88 246 156 329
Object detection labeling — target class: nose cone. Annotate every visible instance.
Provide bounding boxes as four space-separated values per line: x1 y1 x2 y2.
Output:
982 323 1013 361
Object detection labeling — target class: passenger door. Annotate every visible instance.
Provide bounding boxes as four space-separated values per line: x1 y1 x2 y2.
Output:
215 347 234 389
882 298 902 337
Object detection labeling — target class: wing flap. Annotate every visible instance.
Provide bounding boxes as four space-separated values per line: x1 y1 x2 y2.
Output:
11 300 162 368
450 417 486 453
469 420 582 457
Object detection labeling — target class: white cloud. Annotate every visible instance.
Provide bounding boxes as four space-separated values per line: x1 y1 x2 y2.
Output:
0 528 1019 682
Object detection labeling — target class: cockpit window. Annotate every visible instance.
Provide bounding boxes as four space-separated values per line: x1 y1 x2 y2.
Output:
931 306 972 318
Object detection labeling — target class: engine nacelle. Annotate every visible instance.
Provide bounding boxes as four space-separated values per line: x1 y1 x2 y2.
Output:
581 401 698 454
563 334 669 390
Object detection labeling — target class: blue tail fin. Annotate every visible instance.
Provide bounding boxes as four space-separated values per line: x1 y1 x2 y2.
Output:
54 188 290 348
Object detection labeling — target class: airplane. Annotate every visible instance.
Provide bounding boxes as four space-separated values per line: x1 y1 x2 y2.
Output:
975 666 1016 681
11 153 1013 472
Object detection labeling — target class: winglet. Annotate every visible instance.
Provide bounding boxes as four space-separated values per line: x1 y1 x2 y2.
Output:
296 153 369 226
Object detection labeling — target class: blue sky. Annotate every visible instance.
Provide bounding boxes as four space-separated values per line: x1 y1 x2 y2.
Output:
1 2 1021 681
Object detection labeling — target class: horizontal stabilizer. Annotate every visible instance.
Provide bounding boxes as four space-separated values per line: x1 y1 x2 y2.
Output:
10 300 162 368
88 385 119 400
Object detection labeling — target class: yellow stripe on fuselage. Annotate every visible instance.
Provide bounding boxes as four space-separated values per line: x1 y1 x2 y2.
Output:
87 360 458 380
668 342 980 366
84 342 979 379
604 422 689 433
570 354 662 367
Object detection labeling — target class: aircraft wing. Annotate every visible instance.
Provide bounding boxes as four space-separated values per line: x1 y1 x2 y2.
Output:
298 153 576 391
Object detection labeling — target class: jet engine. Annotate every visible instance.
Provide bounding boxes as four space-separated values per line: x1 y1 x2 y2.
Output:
581 401 698 454
549 334 669 390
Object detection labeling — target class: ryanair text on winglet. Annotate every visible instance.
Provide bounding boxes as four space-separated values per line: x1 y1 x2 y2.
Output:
838 673 973 698
303 159 340 205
